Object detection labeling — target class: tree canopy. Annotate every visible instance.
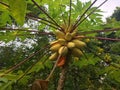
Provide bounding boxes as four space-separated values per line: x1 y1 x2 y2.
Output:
111 7 120 21
0 0 120 90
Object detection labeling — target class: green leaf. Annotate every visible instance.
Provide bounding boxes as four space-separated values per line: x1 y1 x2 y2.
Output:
108 70 120 83
0 77 8 83
0 80 15 90
0 11 11 27
18 75 30 85
9 0 27 26
44 60 52 69
0 1 9 12
73 54 100 68
28 61 45 74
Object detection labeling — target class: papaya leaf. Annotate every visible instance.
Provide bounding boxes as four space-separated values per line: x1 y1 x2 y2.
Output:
73 53 100 68
0 80 15 90
28 61 45 74
9 0 27 26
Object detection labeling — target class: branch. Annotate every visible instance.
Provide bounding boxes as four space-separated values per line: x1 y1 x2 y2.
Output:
0 28 37 32
94 37 120 41
46 54 61 81
0 45 49 77
75 36 120 41
68 0 72 26
0 28 54 35
59 6 67 25
16 34 53 37
26 15 59 30
17 53 49 82
0 1 9 7
79 28 120 35
0 1 60 30
31 0 63 31
27 13 60 29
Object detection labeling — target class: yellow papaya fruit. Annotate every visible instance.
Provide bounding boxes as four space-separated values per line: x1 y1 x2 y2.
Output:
54 30 65 39
72 39 86 48
72 48 83 57
49 40 58 45
50 43 61 52
67 42 75 49
58 38 66 45
49 52 58 60
58 46 68 56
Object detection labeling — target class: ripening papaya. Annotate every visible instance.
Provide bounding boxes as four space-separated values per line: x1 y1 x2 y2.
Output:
71 48 83 57
57 56 66 67
54 30 65 39
58 38 66 45
72 39 86 48
58 46 68 56
67 42 75 49
50 43 61 52
49 52 58 60
49 40 59 45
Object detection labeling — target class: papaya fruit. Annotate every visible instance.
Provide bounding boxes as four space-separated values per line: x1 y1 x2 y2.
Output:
72 39 86 48
54 30 65 39
58 46 68 56
57 56 66 67
67 42 75 49
50 43 61 52
49 52 58 60
72 48 83 57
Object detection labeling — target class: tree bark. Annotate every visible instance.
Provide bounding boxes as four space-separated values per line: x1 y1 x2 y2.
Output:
57 54 70 90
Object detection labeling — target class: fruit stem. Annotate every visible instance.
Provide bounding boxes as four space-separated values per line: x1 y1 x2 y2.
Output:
46 55 61 81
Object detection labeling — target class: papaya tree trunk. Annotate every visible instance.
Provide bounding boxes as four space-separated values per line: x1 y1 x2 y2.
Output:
57 54 71 90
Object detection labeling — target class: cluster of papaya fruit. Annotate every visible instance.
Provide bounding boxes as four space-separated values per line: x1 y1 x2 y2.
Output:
49 25 86 66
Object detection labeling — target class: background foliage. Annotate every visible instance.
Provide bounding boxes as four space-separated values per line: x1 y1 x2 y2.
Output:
0 0 120 90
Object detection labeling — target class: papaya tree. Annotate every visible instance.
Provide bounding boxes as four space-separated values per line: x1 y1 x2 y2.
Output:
0 0 120 90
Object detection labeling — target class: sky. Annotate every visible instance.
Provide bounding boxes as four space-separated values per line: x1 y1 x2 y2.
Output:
81 0 120 21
